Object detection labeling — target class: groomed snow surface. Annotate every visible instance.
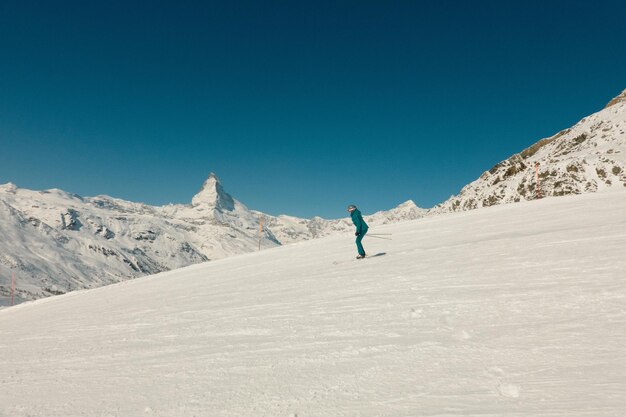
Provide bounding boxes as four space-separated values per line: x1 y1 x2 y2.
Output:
1 191 625 417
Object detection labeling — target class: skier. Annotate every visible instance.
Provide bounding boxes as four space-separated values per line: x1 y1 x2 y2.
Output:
347 204 368 259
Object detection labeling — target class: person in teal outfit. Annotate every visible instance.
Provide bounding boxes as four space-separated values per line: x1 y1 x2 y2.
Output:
347 204 368 259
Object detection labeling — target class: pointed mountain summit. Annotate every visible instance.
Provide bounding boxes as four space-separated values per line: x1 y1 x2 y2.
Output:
367 200 427 224
191 173 236 211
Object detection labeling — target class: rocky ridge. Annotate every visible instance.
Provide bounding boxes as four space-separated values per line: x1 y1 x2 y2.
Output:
431 89 626 214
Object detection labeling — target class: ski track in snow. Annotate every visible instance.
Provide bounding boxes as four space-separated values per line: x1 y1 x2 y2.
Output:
1 192 625 417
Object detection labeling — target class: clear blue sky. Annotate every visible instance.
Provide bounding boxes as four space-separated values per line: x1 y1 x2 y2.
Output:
1 1 625 218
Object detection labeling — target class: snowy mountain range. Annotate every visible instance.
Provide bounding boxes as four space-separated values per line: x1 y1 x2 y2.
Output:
2 88 625 305
0 174 425 304
2 190 624 416
431 89 626 213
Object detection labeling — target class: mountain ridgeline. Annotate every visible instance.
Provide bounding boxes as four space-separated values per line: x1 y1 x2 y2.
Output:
0 175 425 304
2 89 625 305
431 89 626 214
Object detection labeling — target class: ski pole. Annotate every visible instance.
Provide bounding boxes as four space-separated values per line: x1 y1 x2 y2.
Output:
367 235 392 240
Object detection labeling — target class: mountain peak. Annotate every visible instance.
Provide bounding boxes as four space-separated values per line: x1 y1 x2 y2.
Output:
191 173 235 210
387 200 428 218
605 88 626 108
0 182 18 193
396 200 418 209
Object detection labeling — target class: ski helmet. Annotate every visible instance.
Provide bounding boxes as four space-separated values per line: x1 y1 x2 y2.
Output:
347 204 357 211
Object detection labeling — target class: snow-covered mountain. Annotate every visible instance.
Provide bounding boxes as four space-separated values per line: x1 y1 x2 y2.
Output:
1 190 624 416
0 174 425 304
431 89 626 214
7 87 623 305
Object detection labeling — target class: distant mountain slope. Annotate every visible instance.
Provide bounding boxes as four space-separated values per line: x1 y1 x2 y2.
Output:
0 174 425 304
431 89 626 214
264 200 426 244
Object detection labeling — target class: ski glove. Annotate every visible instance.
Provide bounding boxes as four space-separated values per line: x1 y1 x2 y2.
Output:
355 232 361 236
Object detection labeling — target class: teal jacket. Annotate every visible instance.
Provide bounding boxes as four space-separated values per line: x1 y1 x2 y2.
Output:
350 209 369 235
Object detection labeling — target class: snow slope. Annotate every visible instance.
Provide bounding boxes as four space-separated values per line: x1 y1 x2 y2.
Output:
1 190 624 417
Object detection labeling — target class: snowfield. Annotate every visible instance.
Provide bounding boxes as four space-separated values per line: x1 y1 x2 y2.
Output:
1 191 625 417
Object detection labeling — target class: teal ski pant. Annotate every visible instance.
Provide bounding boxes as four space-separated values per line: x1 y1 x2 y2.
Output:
356 230 367 256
